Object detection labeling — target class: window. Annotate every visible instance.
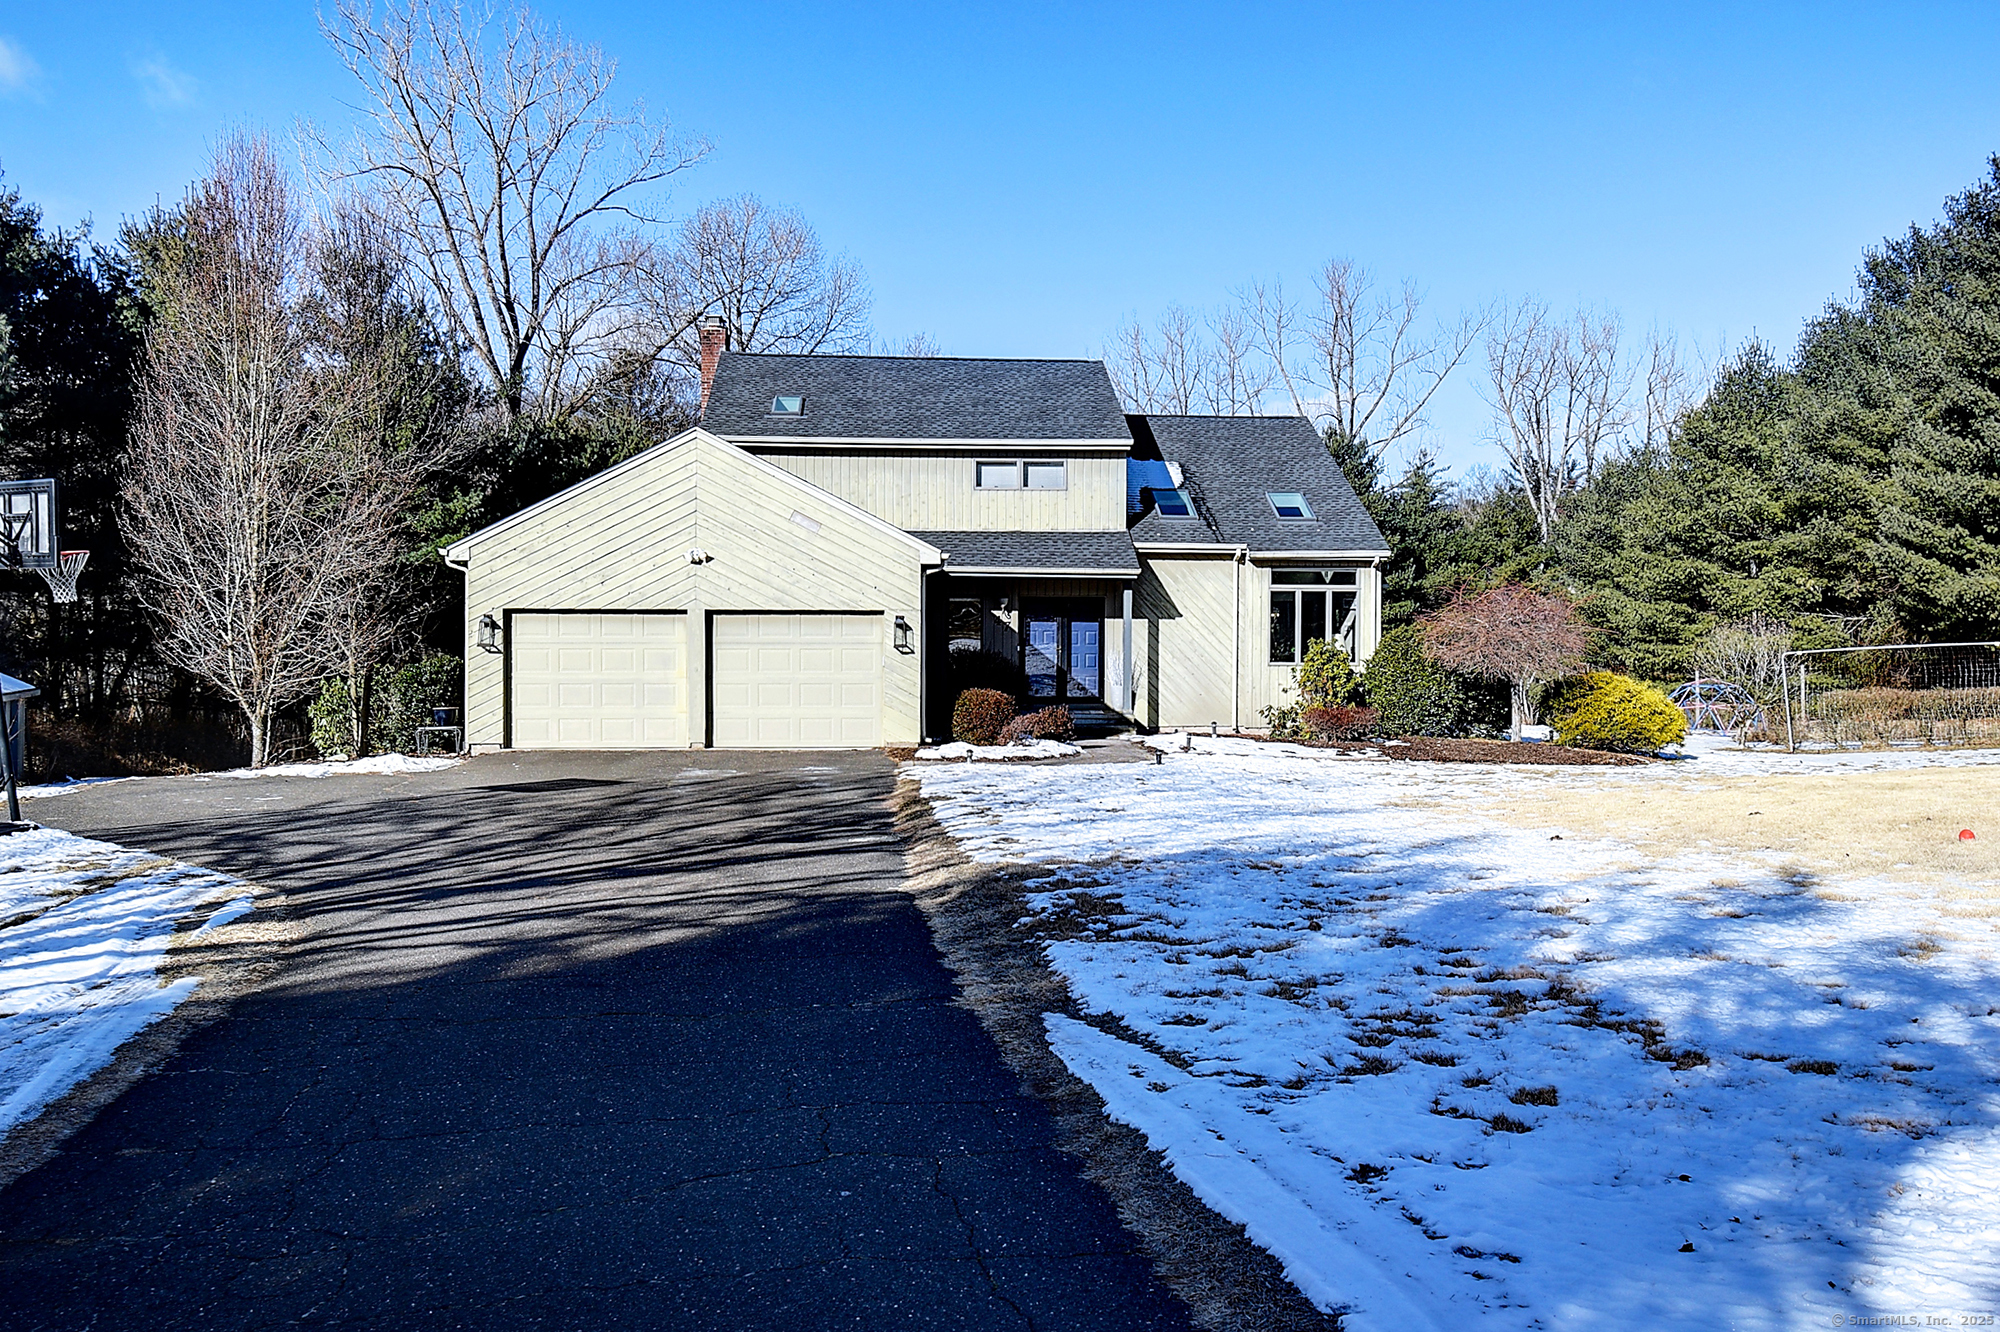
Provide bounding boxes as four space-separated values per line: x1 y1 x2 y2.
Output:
1267 491 1314 520
975 461 1019 489
1023 460 1067 490
1269 569 1359 663
1151 488 1193 518
946 598 985 653
770 395 804 416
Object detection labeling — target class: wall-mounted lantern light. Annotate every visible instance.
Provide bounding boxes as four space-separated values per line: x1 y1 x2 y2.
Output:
477 613 503 654
893 615 915 654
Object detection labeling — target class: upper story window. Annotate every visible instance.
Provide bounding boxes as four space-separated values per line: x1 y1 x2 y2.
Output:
1270 568 1359 664
1267 491 1314 520
770 395 804 416
1151 488 1194 518
976 460 1067 490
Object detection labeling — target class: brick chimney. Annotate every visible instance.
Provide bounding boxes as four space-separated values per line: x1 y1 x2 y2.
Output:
697 314 729 415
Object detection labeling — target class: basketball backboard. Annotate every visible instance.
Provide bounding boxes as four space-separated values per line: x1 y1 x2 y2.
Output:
0 480 57 569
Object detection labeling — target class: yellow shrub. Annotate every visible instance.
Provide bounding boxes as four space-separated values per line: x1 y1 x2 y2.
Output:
1548 671 1688 753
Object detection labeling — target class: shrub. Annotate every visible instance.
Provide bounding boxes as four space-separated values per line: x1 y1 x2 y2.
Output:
951 688 1018 744
1015 705 1076 742
1302 704 1378 743
310 654 464 758
1362 625 1498 737
1545 671 1688 753
1259 701 1302 740
1296 639 1362 707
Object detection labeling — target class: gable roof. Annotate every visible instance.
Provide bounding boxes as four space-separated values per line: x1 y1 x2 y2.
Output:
702 352 1133 443
1128 415 1389 554
441 427 942 566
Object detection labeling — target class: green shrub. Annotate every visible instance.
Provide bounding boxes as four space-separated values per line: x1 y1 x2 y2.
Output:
1296 639 1362 707
1362 625 1496 737
952 688 1018 744
1259 701 1301 740
998 705 1075 744
1546 671 1687 753
309 654 464 759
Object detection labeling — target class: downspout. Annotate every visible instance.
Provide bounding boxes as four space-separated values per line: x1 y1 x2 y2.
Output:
1231 545 1248 732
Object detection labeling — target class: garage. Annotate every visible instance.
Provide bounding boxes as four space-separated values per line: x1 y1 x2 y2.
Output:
510 612 688 748
711 614 883 748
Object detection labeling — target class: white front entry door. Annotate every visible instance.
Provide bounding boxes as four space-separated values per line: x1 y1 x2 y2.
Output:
711 614 883 748
510 612 689 749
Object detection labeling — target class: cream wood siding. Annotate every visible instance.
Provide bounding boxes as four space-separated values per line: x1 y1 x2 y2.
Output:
455 430 928 750
511 612 687 748
751 451 1125 531
1135 555 1383 731
712 614 882 747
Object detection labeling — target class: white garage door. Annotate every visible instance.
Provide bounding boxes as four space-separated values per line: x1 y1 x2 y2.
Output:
511 612 688 749
711 614 883 748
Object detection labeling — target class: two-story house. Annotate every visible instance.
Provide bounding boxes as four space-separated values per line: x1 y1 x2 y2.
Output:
444 322 1389 750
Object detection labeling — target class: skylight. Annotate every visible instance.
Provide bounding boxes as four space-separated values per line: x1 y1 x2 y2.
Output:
1153 488 1193 518
770 395 804 416
1267 491 1313 520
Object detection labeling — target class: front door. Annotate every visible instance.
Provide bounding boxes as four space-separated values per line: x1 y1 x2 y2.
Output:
1023 600 1103 701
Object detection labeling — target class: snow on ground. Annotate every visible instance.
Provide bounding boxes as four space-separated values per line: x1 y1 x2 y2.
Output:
20 752 461 799
914 739 1084 761
913 742 2000 1330
0 829 250 1136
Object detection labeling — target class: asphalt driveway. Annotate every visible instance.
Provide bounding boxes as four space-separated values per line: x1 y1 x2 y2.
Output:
0 751 1192 1331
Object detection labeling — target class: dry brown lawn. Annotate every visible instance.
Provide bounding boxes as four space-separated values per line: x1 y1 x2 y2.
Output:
1456 765 2000 910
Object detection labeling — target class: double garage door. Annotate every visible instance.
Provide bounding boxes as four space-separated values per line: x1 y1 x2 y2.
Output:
510 612 882 749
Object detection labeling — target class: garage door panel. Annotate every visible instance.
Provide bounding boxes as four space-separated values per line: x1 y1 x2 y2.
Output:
710 613 882 749
511 612 688 749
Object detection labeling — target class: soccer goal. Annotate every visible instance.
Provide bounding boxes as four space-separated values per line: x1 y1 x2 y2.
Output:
1780 642 2000 751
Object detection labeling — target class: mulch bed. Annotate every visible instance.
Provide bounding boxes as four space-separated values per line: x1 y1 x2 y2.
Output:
1220 732 1657 766
1379 736 1655 766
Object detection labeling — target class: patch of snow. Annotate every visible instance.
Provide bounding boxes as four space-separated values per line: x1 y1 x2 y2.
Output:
914 739 1083 761
190 896 253 936
18 776 139 801
912 747 2000 1329
0 829 249 1136
206 753 462 780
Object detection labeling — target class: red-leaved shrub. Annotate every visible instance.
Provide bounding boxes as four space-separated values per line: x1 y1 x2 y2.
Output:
1302 704 1378 743
952 688 1018 744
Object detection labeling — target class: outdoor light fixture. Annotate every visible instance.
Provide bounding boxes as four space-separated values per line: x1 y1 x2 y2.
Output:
477 614 503 654
893 615 915 654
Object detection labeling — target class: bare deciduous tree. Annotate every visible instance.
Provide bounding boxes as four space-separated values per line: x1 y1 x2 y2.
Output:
1640 328 1698 453
1694 613 1794 705
1107 303 1270 416
1285 260 1484 452
1483 300 1634 541
319 0 707 424
646 194 870 390
124 136 429 766
1420 583 1590 738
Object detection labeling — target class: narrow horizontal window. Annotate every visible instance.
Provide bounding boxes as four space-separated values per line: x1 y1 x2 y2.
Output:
1272 568 1357 585
1152 488 1193 518
1023 460 1067 490
975 461 1021 489
1267 491 1313 520
770 395 804 416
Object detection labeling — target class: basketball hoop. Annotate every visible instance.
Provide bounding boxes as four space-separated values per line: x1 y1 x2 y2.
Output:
35 551 87 604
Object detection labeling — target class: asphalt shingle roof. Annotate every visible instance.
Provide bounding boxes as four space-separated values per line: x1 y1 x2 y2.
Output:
1128 415 1389 553
910 530 1140 576
702 353 1132 441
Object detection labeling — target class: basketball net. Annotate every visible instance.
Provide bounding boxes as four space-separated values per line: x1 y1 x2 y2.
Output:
35 551 88 604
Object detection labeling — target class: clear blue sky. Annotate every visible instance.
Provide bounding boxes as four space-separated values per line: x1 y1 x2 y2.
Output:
4 2 1998 472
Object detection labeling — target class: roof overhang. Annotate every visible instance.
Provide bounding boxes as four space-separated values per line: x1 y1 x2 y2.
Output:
726 436 1132 452
939 564 1140 578
1251 549 1393 560
0 673 39 702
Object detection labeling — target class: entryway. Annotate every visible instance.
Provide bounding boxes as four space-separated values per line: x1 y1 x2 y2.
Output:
1023 599 1103 702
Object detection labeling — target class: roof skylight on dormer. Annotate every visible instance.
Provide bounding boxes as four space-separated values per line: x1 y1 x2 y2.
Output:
771 395 804 416
1267 491 1313 520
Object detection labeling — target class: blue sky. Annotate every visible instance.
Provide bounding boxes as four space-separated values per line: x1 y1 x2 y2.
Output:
3 2 1998 471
